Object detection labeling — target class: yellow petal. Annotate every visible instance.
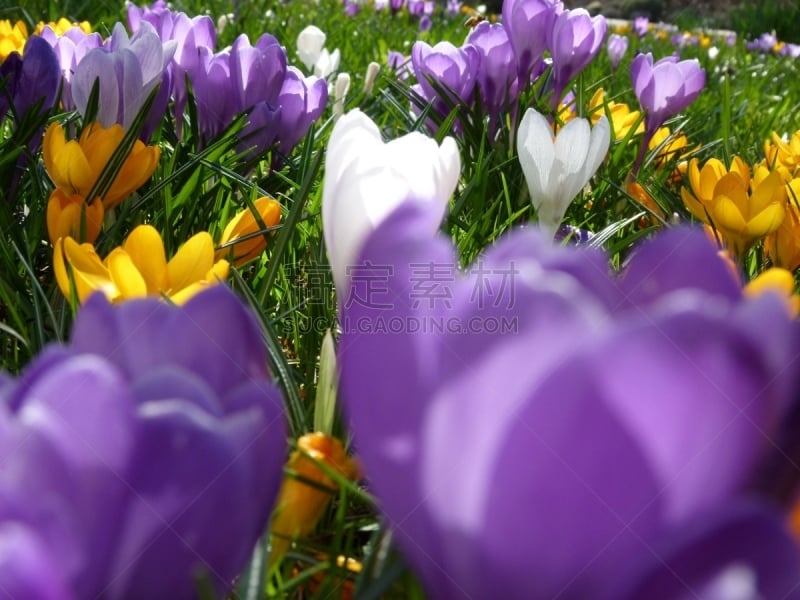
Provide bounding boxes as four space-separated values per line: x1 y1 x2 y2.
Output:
123 225 168 293
105 143 160 209
60 237 117 302
711 193 747 233
46 189 103 244
107 248 148 299
743 202 785 239
750 171 786 215
744 267 799 317
51 140 94 196
217 196 282 266
698 158 726 202
166 231 214 293
80 122 123 178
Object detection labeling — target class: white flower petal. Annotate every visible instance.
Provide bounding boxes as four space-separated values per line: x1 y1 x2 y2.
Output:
517 108 555 210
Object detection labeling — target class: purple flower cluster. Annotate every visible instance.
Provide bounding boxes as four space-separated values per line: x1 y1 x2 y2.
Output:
339 202 800 599
126 1 327 158
407 0 607 133
0 287 286 598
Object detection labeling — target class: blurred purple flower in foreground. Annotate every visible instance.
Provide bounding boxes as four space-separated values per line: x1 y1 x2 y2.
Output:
339 203 800 599
0 287 286 598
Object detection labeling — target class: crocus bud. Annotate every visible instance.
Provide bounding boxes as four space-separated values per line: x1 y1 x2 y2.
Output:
46 189 104 245
606 33 628 71
322 109 460 293
363 61 380 96
297 25 326 71
269 433 359 566
467 21 517 130
215 196 282 266
517 107 610 239
333 71 351 120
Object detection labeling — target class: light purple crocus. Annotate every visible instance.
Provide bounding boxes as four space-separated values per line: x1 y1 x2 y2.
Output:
127 1 217 138
467 21 518 135
606 32 628 71
633 15 649 37
188 33 287 152
630 52 705 135
39 25 102 114
410 40 479 127
446 0 462 16
339 202 800 599
272 66 328 164
408 0 425 16
71 22 176 138
501 0 561 85
547 8 607 108
0 286 286 598
746 32 779 53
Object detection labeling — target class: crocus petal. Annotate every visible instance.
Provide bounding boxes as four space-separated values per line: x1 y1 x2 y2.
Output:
166 232 215 293
107 249 148 299
123 225 168 293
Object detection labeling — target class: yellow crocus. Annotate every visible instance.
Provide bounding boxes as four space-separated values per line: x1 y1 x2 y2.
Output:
269 433 359 567
34 19 92 36
46 188 104 244
0 20 27 60
764 130 800 179
588 88 644 141
215 196 282 267
765 179 800 271
43 122 160 211
744 267 800 317
682 156 786 257
54 225 229 304
648 127 691 167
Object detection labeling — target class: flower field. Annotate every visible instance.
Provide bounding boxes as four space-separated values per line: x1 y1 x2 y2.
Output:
3 0 800 597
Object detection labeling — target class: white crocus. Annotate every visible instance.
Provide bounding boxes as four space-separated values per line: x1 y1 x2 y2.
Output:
517 108 610 239
297 25 326 71
322 109 461 293
314 47 341 80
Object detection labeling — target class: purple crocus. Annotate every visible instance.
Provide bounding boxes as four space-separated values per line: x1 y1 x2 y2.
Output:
39 25 103 115
188 33 288 152
630 52 705 144
466 21 518 134
547 8 607 108
410 40 479 127
0 36 60 200
71 22 176 138
127 1 217 139
408 0 425 16
339 203 800 599
446 0 463 16
272 66 328 163
501 0 561 85
606 32 628 71
633 15 649 37
0 36 59 126
0 286 286 598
